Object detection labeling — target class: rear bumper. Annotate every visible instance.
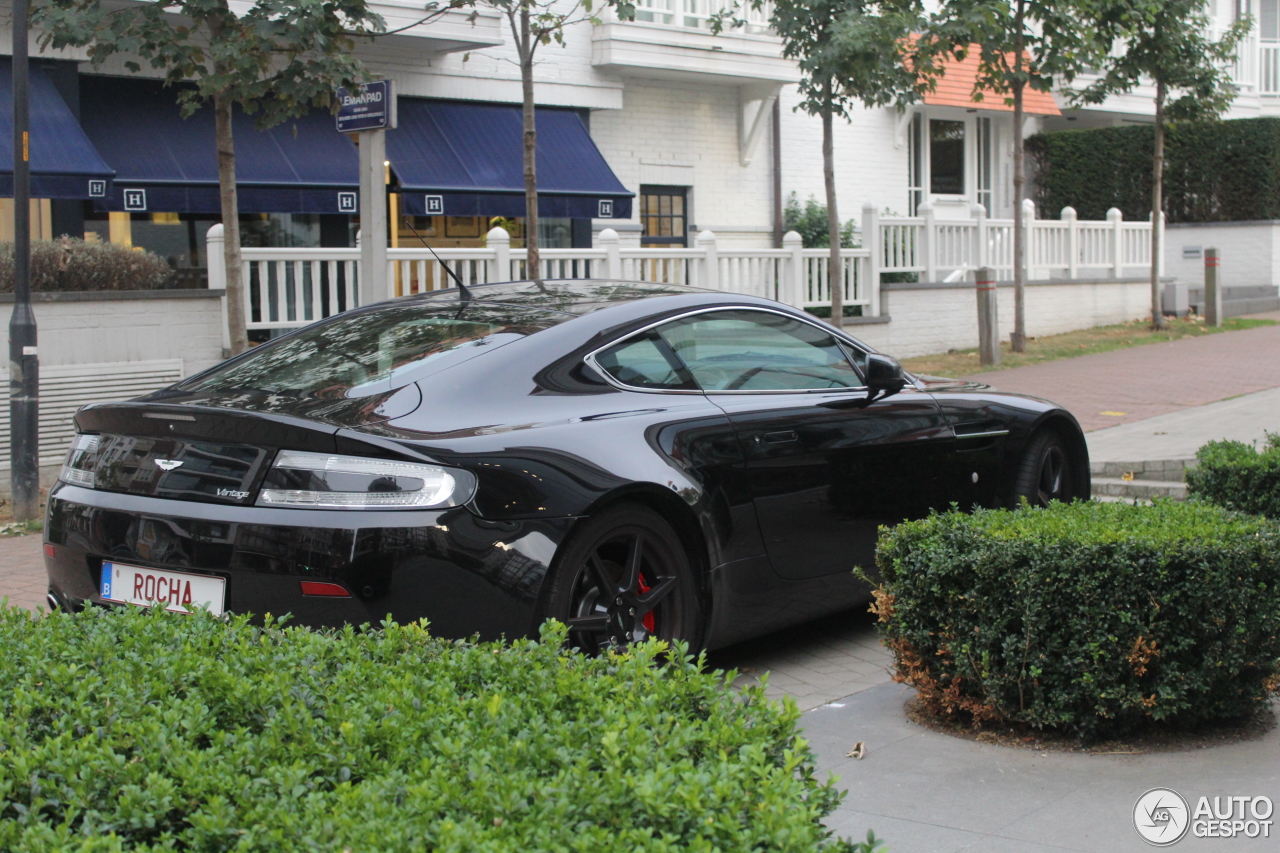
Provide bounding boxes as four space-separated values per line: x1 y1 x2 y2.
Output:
44 482 575 641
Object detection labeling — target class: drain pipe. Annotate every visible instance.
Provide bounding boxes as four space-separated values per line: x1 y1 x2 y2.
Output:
772 98 783 248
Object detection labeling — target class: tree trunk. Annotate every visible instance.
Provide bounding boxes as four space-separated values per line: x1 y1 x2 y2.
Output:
1010 2 1027 353
519 1 541 283
1011 83 1026 352
1150 80 1167 330
215 92 248 355
822 84 843 328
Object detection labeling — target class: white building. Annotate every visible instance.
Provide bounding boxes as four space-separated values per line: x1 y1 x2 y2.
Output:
4 0 1261 260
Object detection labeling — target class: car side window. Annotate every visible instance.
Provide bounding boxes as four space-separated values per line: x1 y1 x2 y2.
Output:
655 309 864 392
594 331 697 390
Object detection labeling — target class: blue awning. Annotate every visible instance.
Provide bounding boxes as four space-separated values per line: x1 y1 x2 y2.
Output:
0 59 114 199
391 99 632 219
79 75 359 214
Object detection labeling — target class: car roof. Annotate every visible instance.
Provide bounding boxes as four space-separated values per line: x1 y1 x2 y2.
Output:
400 279 713 316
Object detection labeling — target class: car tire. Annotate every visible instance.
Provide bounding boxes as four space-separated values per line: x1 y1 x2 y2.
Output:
1010 429 1074 507
542 503 702 653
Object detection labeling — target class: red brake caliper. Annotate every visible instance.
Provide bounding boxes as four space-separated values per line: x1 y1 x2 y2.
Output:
637 573 655 633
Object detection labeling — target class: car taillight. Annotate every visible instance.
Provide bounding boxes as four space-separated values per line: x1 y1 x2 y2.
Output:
59 434 99 488
257 450 474 510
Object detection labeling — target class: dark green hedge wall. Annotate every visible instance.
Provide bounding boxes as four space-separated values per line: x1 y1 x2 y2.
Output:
1027 119 1280 223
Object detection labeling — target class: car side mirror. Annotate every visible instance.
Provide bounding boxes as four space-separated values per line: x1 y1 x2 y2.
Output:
864 353 907 397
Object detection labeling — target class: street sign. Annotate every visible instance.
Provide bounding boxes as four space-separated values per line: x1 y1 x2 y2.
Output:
336 80 396 133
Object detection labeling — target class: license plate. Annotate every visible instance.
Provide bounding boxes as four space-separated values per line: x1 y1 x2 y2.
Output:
100 562 226 616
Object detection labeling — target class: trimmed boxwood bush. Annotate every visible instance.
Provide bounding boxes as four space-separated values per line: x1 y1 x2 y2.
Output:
1187 434 1280 519
0 238 173 292
1027 119 1280 223
0 607 871 852
872 501 1280 740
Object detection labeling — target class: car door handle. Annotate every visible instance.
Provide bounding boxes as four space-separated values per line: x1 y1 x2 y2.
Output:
763 430 798 444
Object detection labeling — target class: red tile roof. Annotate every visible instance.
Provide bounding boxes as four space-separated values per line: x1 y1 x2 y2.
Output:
921 46 1061 116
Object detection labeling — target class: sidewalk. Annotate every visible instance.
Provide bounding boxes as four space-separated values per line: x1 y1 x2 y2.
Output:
808 684 1280 853
0 534 44 612
1087 385 1280 463
964 313 1280 433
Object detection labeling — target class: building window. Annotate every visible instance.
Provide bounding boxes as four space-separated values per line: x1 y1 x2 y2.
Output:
640 185 688 247
976 117 994 215
1261 0 1278 39
929 119 966 195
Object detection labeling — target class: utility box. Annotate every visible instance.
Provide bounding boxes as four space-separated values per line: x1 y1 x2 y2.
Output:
1162 282 1190 317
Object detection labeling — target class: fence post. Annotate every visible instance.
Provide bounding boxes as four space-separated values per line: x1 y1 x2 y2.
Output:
1022 198 1037 280
862 202 881 317
1108 207 1123 278
600 228 621 280
1062 206 1078 280
487 226 510 282
782 230 805 308
206 224 231 354
976 266 1000 366
1157 210 1166 279
970 203 987 272
1205 247 1221 327
696 229 719 291
920 202 936 283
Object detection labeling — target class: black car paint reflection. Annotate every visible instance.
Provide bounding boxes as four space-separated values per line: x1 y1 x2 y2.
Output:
44 281 1089 649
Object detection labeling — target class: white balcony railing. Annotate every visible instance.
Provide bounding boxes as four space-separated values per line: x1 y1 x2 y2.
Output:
1262 42 1280 95
631 0 771 32
203 204 1154 336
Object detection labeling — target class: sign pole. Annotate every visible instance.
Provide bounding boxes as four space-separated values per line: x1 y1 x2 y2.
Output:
10 0 40 522
338 80 396 305
358 129 388 302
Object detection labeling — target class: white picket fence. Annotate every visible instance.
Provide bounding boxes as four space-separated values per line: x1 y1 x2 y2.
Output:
872 200 1160 283
203 201 1156 335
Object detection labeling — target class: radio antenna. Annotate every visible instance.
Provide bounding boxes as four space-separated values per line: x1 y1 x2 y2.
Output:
401 215 472 304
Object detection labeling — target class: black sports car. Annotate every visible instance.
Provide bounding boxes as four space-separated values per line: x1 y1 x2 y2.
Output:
44 280 1088 651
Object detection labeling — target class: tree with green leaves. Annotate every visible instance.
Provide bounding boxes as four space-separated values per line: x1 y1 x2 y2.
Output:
1071 0 1250 330
475 0 635 280
784 192 857 249
719 0 925 327
917 0 1098 350
32 0 405 353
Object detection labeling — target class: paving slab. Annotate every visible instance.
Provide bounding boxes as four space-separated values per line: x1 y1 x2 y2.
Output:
806 682 1280 853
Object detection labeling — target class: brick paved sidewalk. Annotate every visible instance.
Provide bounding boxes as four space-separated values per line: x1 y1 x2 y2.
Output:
965 312 1280 432
0 534 46 612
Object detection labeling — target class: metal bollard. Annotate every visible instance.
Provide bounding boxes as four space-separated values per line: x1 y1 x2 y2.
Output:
976 266 1000 366
1204 247 1221 327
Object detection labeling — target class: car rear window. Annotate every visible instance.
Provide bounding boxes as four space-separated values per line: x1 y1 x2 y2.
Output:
183 302 565 398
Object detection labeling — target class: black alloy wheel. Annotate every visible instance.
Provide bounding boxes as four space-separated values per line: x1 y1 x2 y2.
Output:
1012 429 1074 507
544 503 700 653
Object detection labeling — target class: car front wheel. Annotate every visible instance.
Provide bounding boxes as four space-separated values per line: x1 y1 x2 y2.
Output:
1011 429 1074 507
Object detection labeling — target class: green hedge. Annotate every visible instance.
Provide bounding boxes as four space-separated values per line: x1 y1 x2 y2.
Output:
0 607 872 852
872 501 1280 740
1187 434 1280 518
0 239 173 292
1027 119 1280 223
